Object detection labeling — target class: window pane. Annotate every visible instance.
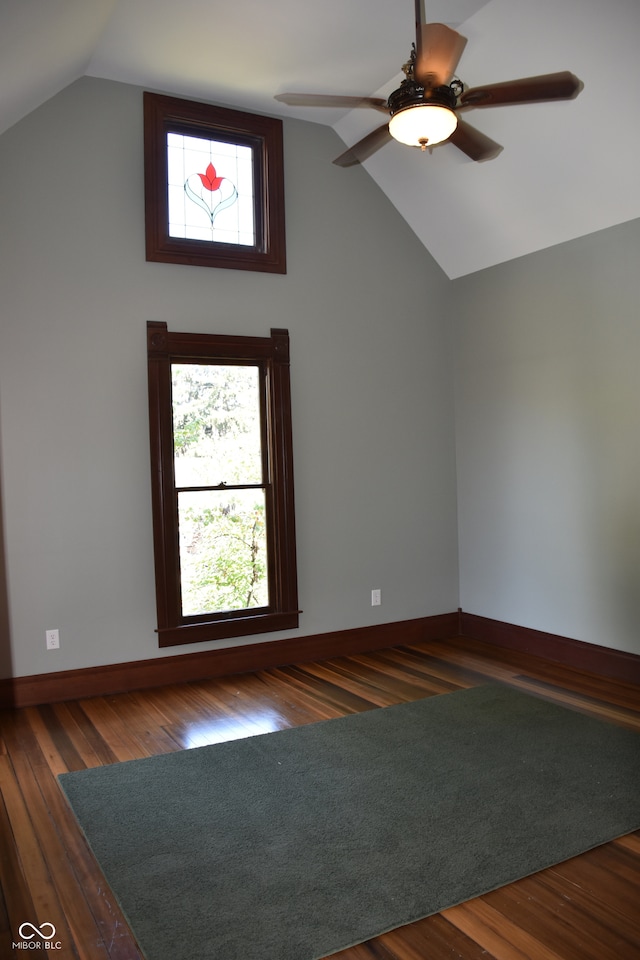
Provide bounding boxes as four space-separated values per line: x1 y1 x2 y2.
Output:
178 488 269 616
166 133 255 246
172 363 263 487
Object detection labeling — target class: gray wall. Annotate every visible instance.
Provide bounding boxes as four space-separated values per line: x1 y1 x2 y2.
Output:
452 217 640 655
2 75 637 680
0 77 459 678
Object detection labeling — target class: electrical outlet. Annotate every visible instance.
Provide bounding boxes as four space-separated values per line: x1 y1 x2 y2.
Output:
46 628 60 650
371 589 381 607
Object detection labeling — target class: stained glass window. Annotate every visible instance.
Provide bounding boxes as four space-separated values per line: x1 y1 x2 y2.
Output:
167 134 255 246
144 93 286 273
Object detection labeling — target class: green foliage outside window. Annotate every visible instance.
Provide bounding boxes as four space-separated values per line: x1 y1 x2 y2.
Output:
172 363 269 616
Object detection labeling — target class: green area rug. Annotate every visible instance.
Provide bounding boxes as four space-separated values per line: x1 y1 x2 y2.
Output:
59 684 640 960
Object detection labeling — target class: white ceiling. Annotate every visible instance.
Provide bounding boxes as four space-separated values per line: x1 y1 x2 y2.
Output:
1 0 639 278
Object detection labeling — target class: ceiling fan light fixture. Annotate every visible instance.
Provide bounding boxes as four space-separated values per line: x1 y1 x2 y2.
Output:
388 103 458 149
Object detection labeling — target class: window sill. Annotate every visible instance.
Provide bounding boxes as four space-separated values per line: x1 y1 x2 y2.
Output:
156 610 300 647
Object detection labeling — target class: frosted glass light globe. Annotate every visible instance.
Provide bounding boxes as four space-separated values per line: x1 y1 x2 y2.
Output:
388 104 458 148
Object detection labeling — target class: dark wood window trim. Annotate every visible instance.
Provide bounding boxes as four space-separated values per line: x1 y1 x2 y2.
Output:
147 322 299 647
144 92 286 274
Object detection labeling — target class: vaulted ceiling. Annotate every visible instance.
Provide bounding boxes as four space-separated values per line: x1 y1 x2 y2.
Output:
1 0 638 278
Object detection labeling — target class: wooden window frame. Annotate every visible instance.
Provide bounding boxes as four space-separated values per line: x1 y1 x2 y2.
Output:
144 92 286 274
147 322 299 647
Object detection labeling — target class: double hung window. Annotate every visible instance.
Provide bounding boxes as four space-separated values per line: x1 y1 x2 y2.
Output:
147 323 298 646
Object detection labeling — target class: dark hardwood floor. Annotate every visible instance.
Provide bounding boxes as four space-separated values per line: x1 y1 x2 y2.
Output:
1 634 639 959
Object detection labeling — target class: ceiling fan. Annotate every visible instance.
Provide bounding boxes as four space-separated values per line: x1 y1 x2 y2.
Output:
275 1 583 167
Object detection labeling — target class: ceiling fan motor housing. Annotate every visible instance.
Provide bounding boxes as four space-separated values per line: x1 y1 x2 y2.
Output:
387 79 458 116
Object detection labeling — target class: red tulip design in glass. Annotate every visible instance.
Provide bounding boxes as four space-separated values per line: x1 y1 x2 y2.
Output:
185 162 238 226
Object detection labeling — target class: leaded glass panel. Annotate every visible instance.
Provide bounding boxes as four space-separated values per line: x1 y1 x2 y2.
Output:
167 133 255 246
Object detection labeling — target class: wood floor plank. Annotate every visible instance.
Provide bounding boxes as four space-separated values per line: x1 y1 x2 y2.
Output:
613 831 640 856
327 940 401 959
31 703 89 772
2 706 143 959
377 912 499 960
290 660 401 708
0 735 76 955
515 669 640 713
272 662 384 714
76 697 153 763
554 843 640 902
13 707 69 780
0 635 638 960
159 684 281 748
267 664 374 720
482 872 637 960
58 700 122 767
28 741 143 960
0 759 38 938
406 640 521 685
300 655 443 706
129 681 229 739
385 644 486 688
259 667 348 723
97 692 181 757
195 673 297 734
535 867 640 950
347 649 463 696
494 675 640 730
443 637 640 709
0 879 13 955
441 899 571 960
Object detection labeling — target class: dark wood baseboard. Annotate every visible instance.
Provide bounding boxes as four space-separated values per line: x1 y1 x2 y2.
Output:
0 613 458 709
459 610 640 685
3 610 637 709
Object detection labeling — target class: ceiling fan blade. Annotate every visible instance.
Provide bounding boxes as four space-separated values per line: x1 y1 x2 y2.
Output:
448 119 503 162
275 93 388 113
333 123 392 167
414 22 467 88
459 71 583 109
